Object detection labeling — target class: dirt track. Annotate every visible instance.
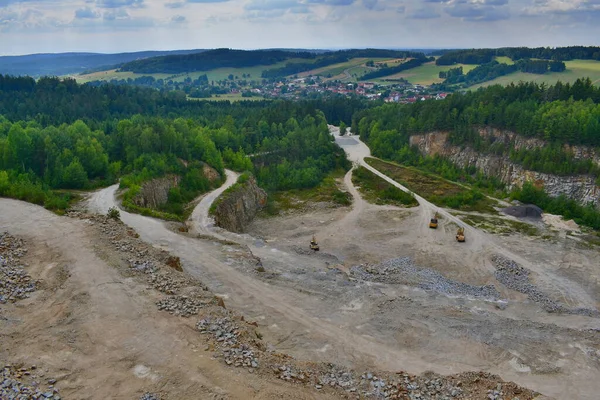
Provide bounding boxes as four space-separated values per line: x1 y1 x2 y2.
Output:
2 129 600 399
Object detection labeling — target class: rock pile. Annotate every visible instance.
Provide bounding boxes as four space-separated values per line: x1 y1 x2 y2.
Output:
0 232 36 304
147 273 182 295
128 259 157 274
1 365 60 400
492 255 599 317
139 393 160 400
351 257 500 300
197 317 260 371
156 295 208 317
275 365 309 384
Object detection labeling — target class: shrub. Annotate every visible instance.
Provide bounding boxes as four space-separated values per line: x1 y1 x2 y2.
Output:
107 206 121 220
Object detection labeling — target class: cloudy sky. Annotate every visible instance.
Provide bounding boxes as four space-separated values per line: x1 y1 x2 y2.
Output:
0 0 599 55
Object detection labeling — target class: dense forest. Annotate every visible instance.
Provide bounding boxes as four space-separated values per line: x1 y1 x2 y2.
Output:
354 79 600 150
0 75 349 217
436 46 600 66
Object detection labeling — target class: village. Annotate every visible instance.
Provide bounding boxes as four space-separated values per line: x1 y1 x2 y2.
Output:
235 77 449 103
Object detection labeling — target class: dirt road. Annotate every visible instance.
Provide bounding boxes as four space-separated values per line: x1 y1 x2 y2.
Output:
0 199 344 400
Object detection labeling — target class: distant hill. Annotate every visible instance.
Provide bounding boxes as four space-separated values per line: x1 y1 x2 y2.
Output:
118 49 315 74
0 50 206 77
118 48 427 77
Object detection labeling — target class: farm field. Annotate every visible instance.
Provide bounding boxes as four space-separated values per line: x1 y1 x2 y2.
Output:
374 61 478 85
299 58 406 80
471 59 600 89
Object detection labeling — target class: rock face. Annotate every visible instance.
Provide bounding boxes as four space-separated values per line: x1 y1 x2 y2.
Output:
409 129 600 208
132 174 181 209
131 164 220 210
213 177 267 233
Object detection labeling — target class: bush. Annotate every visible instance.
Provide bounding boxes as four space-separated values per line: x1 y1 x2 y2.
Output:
107 207 121 220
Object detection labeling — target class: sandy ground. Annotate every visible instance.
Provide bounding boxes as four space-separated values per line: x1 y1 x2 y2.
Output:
2 129 599 399
0 201 343 400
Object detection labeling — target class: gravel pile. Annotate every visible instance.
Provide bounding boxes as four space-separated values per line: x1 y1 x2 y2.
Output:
275 365 310 384
0 233 36 304
222 345 259 370
493 255 599 316
317 368 356 391
156 295 208 317
128 259 157 274
139 393 160 400
197 317 260 371
351 257 500 300
147 273 182 294
1 365 60 400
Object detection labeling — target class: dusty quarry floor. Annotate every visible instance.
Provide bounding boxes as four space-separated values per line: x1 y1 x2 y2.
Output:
1 130 599 399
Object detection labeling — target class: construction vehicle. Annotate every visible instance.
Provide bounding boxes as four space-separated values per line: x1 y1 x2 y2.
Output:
456 227 466 243
429 212 439 229
310 235 320 251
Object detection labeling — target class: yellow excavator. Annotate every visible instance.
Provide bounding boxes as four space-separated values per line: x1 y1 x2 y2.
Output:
429 212 439 229
456 227 466 243
310 235 320 251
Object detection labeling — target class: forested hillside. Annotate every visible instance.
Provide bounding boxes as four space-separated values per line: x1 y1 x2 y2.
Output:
117 48 427 78
0 75 348 217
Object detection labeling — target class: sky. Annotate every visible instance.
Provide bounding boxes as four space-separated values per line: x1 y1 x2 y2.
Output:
0 0 599 55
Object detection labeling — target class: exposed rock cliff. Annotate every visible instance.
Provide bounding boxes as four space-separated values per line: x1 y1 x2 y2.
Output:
213 177 267 233
131 164 221 210
132 175 181 209
409 130 600 208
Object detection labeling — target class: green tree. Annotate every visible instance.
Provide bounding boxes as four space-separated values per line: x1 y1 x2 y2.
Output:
62 159 88 189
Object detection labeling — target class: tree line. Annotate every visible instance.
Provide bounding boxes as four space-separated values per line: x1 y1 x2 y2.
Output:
436 46 600 66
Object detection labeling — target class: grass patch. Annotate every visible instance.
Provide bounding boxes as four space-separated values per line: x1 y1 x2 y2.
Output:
352 166 418 207
365 158 498 213
260 168 351 216
460 214 539 236
494 56 515 65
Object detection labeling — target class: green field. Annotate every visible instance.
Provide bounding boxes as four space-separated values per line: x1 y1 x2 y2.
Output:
374 62 478 85
471 59 600 89
494 56 514 65
299 58 405 80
